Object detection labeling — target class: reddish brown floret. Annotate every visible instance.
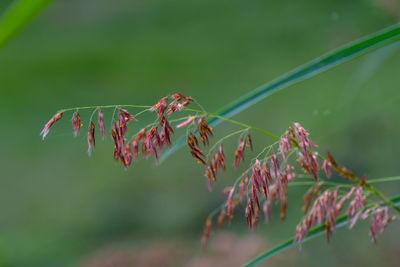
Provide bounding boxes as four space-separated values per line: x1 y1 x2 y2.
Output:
151 97 168 119
187 132 206 165
326 152 338 166
196 117 213 146
171 93 193 102
120 108 137 122
142 126 163 163
323 159 332 178
336 186 356 212
302 187 314 214
302 184 323 214
214 144 226 171
72 112 82 137
295 189 340 246
226 187 235 223
40 112 63 140
339 167 356 180
217 209 226 229
239 178 246 202
297 150 320 181
347 187 365 228
121 142 133 169
271 152 280 178
176 116 197 128
168 93 193 116
295 185 369 247
247 134 254 152
369 207 394 243
262 162 272 183
251 208 261 229
98 110 106 139
206 163 216 181
192 151 206 165
111 121 126 161
263 199 271 223
310 152 320 181
234 138 246 167
133 128 146 157
206 144 226 183
118 115 128 136
201 219 212 250
252 184 260 210
325 220 333 243
87 121 95 156
160 118 174 147
280 198 288 221
326 152 357 180
279 136 291 162
245 198 254 229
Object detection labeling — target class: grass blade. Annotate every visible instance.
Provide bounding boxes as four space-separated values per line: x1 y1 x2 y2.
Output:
160 23 400 163
0 0 54 50
243 195 400 267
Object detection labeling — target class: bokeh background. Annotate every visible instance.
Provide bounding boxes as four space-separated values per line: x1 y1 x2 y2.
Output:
0 0 400 266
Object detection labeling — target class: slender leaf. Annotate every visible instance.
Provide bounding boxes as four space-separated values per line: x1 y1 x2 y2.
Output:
0 0 54 50
160 23 400 163
243 195 400 267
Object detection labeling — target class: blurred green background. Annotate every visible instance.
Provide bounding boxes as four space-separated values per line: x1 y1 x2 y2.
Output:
0 0 400 266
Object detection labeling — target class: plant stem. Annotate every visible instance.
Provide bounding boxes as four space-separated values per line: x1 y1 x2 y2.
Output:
160 24 400 163
243 194 400 267
185 108 279 139
368 176 400 183
60 104 151 113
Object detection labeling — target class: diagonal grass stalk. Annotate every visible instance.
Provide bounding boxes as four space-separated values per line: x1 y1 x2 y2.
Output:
160 23 400 163
243 194 400 267
0 0 54 50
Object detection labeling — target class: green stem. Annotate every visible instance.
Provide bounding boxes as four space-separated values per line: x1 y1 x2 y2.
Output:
160 24 400 163
60 104 151 113
364 183 400 213
288 181 352 188
243 194 400 267
206 128 248 158
185 108 280 139
368 176 400 184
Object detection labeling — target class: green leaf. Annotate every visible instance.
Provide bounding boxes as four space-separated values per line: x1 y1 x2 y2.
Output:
0 0 54 50
243 195 400 267
160 23 400 163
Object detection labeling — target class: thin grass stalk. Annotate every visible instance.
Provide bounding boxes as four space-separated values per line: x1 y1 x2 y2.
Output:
243 195 400 267
160 23 400 163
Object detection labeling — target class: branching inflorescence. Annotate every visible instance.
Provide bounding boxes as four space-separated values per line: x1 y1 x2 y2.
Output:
40 93 397 253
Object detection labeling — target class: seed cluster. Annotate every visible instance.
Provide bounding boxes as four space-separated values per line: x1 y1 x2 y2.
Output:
40 94 194 169
40 94 396 251
295 186 365 246
201 123 395 249
368 207 394 243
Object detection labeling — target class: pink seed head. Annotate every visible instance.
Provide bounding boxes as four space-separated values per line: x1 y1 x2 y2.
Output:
87 121 95 156
176 116 197 128
98 110 106 139
72 112 82 137
40 112 63 140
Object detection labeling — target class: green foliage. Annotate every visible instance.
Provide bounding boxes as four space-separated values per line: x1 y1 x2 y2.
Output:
0 0 53 50
160 23 400 163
